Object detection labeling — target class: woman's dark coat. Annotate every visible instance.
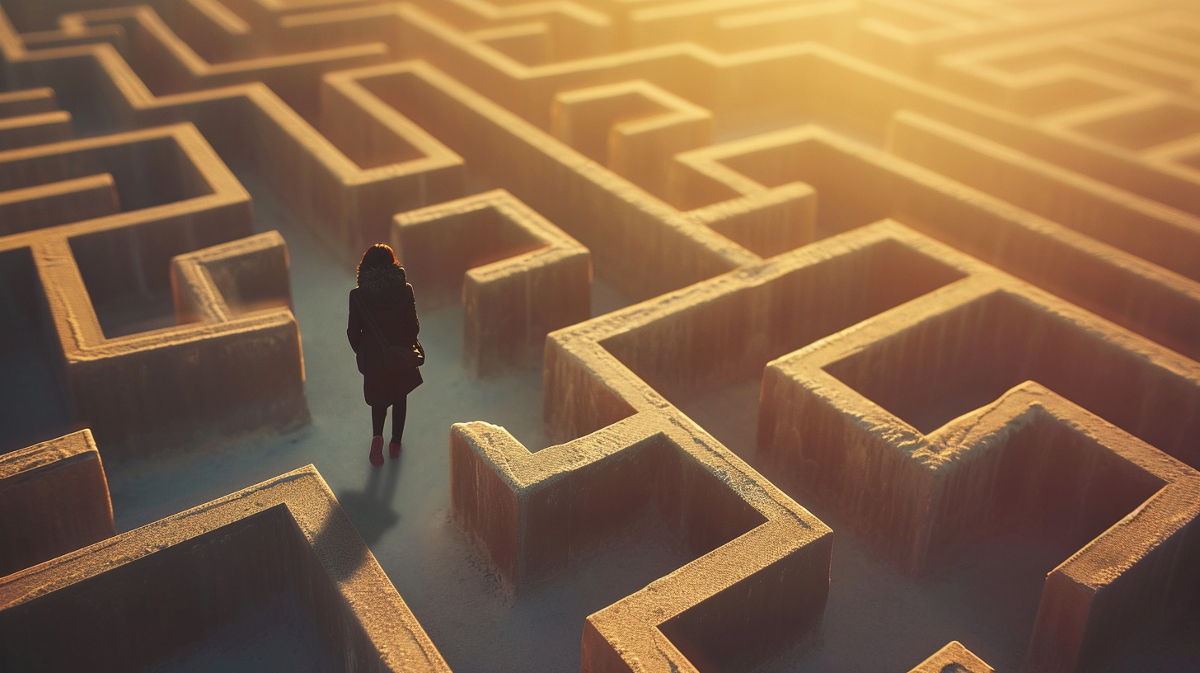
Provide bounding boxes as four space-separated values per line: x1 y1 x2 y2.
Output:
347 265 422 407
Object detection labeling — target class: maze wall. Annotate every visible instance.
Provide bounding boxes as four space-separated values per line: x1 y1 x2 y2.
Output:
1 0 1199 672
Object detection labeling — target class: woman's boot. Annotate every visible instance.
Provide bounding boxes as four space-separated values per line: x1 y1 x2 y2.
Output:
369 435 384 466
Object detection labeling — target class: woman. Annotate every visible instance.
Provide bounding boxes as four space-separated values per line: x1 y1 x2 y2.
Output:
347 244 422 466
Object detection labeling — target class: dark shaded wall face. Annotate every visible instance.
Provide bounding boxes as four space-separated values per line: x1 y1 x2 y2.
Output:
0 431 114 575
0 505 373 672
0 247 69 453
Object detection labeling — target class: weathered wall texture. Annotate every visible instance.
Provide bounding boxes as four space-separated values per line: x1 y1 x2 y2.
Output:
0 119 309 459
0 465 450 672
394 189 590 375
0 429 113 577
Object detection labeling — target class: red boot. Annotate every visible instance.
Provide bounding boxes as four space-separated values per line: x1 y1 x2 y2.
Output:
389 439 402 459
369 435 384 467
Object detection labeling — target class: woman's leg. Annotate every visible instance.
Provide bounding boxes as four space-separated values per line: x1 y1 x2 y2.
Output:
369 405 388 466
391 396 408 444
372 405 388 437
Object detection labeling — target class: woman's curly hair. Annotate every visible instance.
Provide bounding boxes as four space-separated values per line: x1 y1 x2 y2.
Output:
356 243 404 288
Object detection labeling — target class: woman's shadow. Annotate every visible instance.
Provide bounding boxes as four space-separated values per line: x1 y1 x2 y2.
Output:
336 458 402 547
